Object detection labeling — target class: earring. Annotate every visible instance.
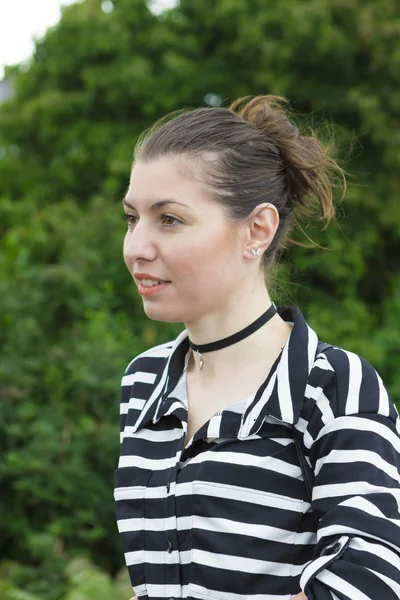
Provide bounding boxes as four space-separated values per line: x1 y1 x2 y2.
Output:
251 248 260 257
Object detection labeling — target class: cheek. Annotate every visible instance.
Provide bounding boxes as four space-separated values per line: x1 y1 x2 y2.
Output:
168 249 203 281
169 230 240 285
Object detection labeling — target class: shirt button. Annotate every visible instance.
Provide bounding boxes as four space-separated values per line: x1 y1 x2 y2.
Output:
167 540 173 553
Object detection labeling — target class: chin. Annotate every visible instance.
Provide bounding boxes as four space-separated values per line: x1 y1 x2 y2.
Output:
142 302 185 324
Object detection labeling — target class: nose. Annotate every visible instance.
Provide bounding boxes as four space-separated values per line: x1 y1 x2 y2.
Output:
123 221 157 264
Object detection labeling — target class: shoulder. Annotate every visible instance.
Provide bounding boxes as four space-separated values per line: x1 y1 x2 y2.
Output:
119 340 176 433
304 343 398 424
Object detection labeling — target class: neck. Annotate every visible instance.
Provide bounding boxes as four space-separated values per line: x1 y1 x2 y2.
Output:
185 286 292 378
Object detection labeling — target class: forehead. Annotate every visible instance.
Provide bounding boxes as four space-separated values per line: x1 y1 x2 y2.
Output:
130 157 187 189
127 157 218 211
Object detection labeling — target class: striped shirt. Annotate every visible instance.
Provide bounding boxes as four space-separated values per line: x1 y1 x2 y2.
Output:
115 305 400 600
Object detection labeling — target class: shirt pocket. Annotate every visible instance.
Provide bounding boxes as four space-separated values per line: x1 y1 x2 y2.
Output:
188 451 305 600
114 466 151 597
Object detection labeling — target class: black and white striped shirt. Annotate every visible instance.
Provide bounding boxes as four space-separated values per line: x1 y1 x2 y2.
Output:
115 305 400 600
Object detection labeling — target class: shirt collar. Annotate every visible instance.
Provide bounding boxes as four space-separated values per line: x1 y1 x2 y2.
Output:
132 306 318 433
240 305 318 435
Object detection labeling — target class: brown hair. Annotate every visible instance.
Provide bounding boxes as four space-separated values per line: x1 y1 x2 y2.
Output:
134 95 344 269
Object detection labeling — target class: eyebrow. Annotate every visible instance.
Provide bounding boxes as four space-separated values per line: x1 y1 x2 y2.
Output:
122 198 194 211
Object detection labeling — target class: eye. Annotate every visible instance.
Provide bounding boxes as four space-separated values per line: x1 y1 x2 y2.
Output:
160 214 181 227
122 213 137 227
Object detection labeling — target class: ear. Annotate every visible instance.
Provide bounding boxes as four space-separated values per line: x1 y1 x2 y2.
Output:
242 203 279 259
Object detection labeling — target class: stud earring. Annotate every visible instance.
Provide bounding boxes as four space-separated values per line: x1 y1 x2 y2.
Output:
251 248 260 257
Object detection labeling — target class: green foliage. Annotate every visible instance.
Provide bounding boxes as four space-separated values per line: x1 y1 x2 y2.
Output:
0 0 399 597
0 558 132 600
62 558 132 600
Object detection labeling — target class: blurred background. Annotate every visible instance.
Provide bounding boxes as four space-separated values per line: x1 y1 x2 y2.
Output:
0 0 399 598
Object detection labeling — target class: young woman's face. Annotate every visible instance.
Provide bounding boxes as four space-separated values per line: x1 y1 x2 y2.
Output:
123 157 249 324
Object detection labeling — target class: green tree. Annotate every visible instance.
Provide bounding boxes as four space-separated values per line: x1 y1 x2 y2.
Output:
0 0 399 597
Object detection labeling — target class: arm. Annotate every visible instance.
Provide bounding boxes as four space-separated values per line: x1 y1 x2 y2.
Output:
298 350 400 600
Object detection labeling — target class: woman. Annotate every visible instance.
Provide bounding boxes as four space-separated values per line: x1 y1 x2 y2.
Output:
115 96 400 600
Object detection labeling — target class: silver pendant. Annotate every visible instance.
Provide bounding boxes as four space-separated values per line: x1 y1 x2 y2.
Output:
197 350 204 370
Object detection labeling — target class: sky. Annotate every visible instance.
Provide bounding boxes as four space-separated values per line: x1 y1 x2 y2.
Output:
0 0 177 80
0 0 81 79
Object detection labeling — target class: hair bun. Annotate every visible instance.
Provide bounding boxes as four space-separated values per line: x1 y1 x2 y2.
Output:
229 95 343 223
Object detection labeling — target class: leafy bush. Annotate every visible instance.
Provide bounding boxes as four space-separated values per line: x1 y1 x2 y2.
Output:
0 558 132 600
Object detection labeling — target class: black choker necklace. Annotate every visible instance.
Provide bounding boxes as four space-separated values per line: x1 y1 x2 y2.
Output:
188 303 277 370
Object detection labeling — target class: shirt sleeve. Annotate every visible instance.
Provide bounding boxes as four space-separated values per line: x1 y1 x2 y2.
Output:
119 352 150 444
119 359 135 444
299 348 400 600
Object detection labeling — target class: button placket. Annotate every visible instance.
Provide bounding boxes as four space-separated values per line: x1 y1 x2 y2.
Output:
163 444 182 595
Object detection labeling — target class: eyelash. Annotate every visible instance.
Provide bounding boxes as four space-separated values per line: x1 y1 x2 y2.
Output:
122 213 181 228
